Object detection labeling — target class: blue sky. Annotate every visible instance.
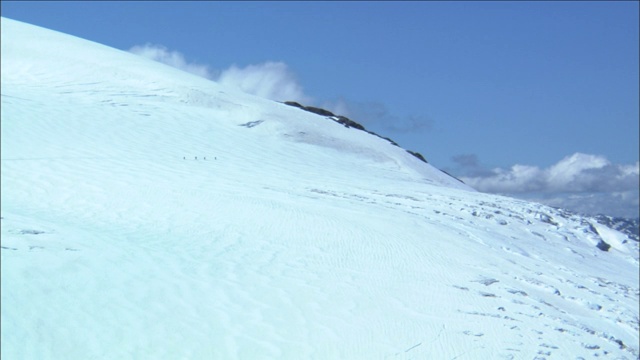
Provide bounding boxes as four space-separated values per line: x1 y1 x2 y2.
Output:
2 1 638 217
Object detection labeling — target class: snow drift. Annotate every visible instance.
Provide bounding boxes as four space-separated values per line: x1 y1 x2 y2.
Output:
1 17 638 359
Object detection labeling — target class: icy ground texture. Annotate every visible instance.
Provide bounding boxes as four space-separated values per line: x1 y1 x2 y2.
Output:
1 17 638 359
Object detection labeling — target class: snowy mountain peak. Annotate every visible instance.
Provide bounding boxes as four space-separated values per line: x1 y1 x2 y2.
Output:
2 17 639 359
0 17 470 192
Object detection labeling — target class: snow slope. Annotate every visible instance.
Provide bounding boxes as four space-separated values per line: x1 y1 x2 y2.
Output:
1 17 638 359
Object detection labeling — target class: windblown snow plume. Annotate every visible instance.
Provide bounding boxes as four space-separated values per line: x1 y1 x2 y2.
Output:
129 43 213 79
217 62 311 103
130 44 310 103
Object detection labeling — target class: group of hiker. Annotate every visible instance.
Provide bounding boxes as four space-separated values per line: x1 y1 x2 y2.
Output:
183 156 216 160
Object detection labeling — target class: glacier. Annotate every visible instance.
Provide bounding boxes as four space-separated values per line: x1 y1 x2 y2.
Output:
1 17 638 359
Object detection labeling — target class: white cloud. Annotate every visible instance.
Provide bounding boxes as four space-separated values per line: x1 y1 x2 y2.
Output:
458 153 639 217
546 153 611 191
129 44 213 79
461 153 639 194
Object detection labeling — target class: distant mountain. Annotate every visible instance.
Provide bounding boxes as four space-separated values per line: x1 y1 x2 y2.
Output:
1 17 638 359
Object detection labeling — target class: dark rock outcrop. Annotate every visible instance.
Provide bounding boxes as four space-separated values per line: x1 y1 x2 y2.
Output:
283 101 305 109
306 106 336 117
284 102 336 117
596 240 611 252
334 115 365 131
406 150 427 163
439 169 466 184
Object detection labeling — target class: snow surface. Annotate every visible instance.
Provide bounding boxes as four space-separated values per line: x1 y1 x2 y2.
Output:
1 17 639 359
